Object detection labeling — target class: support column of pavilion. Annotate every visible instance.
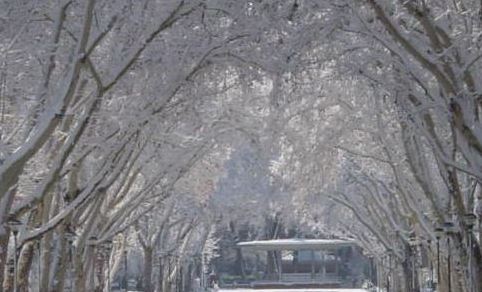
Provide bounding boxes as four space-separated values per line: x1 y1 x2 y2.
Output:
311 250 315 281
321 250 326 282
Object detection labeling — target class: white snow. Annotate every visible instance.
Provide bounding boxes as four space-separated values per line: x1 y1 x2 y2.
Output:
218 289 369 292
237 239 357 250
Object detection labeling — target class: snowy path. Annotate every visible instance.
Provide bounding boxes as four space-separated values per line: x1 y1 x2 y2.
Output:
218 289 369 292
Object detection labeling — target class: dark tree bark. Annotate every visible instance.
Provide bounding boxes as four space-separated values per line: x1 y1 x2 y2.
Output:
143 247 153 292
17 242 35 292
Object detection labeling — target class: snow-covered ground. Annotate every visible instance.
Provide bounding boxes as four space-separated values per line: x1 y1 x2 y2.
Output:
218 289 369 292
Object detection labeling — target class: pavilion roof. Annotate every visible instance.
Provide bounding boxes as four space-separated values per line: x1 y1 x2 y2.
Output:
237 238 357 251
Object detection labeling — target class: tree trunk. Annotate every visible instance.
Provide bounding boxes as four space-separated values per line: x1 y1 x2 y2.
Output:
474 240 482 292
266 251 276 280
401 255 419 292
234 248 244 279
157 257 163 292
0 189 15 289
162 257 172 292
87 251 98 292
143 247 153 292
40 232 53 292
184 263 192 292
17 242 35 292
0 234 11 291
476 203 482 291
52 230 69 292
95 251 105 292
74 249 87 292
3 256 14 292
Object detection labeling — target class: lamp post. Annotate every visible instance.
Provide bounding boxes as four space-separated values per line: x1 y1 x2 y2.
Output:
7 217 22 292
386 248 392 292
65 228 76 292
159 255 164 291
426 238 434 290
124 250 128 292
167 253 172 290
37 240 41 292
201 252 207 288
88 236 98 290
464 213 477 292
420 237 433 290
434 226 443 288
443 221 455 292
103 240 113 292
408 233 420 291
375 257 380 291
367 254 374 287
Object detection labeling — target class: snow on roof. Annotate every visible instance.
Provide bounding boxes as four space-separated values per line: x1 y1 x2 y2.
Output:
237 238 357 250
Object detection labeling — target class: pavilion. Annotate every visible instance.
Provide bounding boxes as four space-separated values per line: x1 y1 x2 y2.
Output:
237 238 363 289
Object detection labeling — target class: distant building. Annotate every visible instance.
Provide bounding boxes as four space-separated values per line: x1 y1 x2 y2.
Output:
235 238 370 289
